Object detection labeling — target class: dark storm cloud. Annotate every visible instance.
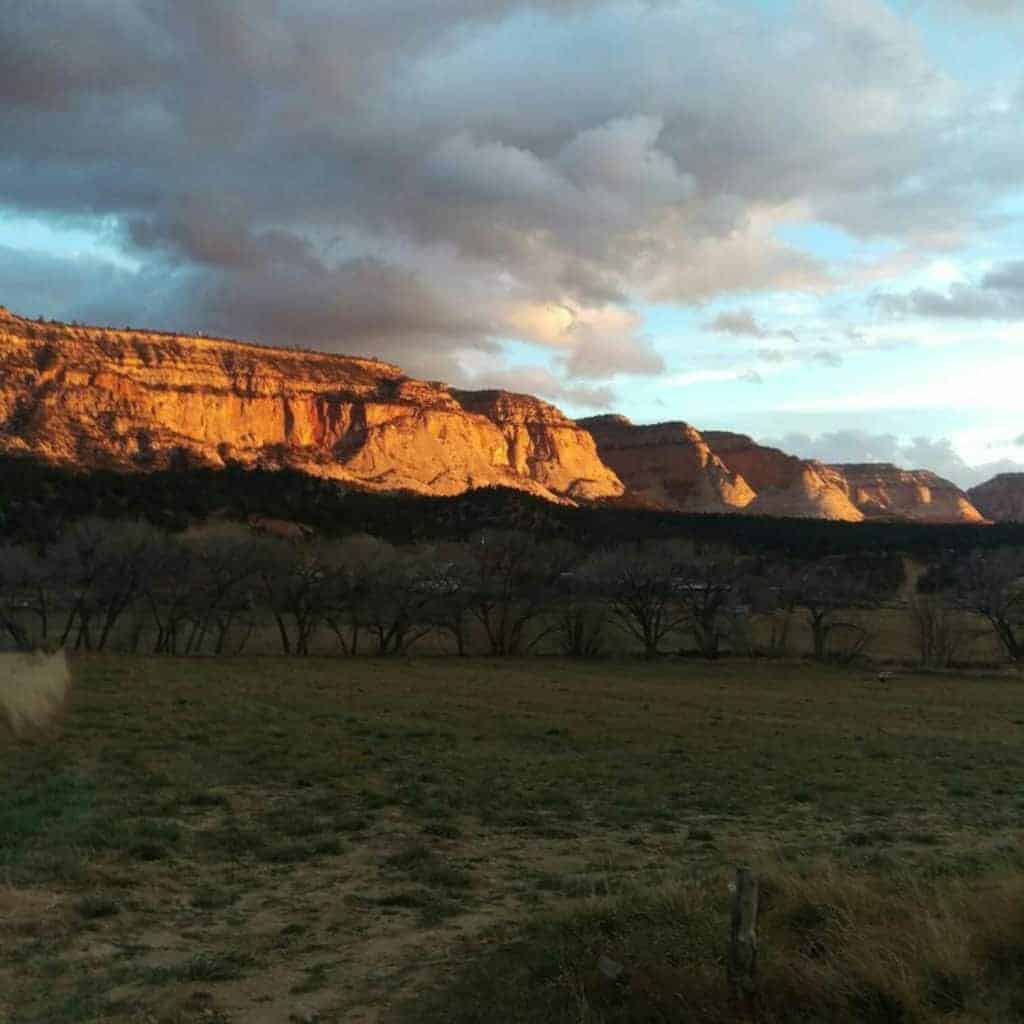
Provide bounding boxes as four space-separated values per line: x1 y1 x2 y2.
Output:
127 199 319 271
876 260 1024 320
0 1 168 111
1 0 1021 392
200 258 494 357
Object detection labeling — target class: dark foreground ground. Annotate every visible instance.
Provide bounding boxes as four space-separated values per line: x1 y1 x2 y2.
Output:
4 657 1024 1022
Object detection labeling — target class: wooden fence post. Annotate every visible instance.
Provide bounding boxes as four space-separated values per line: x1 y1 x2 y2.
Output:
727 865 759 1011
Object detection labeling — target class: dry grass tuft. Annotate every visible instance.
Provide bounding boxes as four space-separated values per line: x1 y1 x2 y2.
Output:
400 862 1024 1022
0 649 72 740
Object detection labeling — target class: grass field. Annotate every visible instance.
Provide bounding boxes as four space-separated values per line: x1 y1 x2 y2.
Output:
4 656 1024 1022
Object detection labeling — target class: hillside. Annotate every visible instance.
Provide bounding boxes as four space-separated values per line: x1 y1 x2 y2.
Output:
582 417 986 524
0 307 622 505
968 473 1024 523
0 306 997 523
577 415 756 513
837 463 988 524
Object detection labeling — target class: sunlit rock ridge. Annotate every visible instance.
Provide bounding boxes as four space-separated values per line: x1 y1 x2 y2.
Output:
0 307 993 522
968 474 1024 523
582 420 989 524
0 307 622 505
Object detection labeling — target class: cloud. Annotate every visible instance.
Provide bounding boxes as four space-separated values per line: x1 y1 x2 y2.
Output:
937 0 1024 14
764 428 1024 488
982 261 1024 292
707 308 815 364
706 310 768 338
875 260 1024 320
0 0 1021 394
459 364 616 410
560 317 666 378
811 350 844 367
901 436 971 481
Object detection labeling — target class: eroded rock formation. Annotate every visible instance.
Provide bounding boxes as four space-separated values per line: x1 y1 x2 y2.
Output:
0 306 994 523
702 431 864 522
0 308 623 504
835 464 987 524
581 420 985 523
578 415 755 512
967 474 1024 522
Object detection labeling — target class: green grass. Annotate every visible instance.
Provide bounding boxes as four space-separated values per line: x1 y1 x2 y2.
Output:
4 655 1024 1021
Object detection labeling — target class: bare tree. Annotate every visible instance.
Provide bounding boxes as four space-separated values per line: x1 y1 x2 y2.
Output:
590 542 690 659
548 554 607 657
674 553 750 660
254 538 330 656
554 600 607 657
775 557 880 664
418 543 478 656
0 545 39 650
321 535 379 656
354 541 436 656
906 592 969 668
735 570 794 658
463 531 574 656
951 548 1024 663
49 520 158 651
184 526 258 655
144 535 196 654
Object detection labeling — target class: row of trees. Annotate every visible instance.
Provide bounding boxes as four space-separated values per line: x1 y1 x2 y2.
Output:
1 519 1022 665
8 457 1024 557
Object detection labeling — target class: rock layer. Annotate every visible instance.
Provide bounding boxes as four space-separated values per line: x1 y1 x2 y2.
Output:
702 431 865 522
835 464 987 524
0 308 623 504
0 306 995 523
578 415 755 512
581 419 985 524
967 474 1024 523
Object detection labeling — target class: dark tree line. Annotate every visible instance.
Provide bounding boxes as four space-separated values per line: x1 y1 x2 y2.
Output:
0 519 915 662
5 491 1024 665
3 455 1021 560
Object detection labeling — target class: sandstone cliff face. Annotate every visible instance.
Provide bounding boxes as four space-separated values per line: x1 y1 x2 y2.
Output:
575 417 987 523
967 474 1024 522
0 308 623 504
578 415 756 512
835 464 987 524
702 431 865 522
0 306 996 523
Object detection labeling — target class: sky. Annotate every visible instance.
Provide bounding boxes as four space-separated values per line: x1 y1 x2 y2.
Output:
1 0 1023 489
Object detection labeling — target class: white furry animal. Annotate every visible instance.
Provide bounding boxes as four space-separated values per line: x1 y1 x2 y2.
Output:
0 649 71 739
